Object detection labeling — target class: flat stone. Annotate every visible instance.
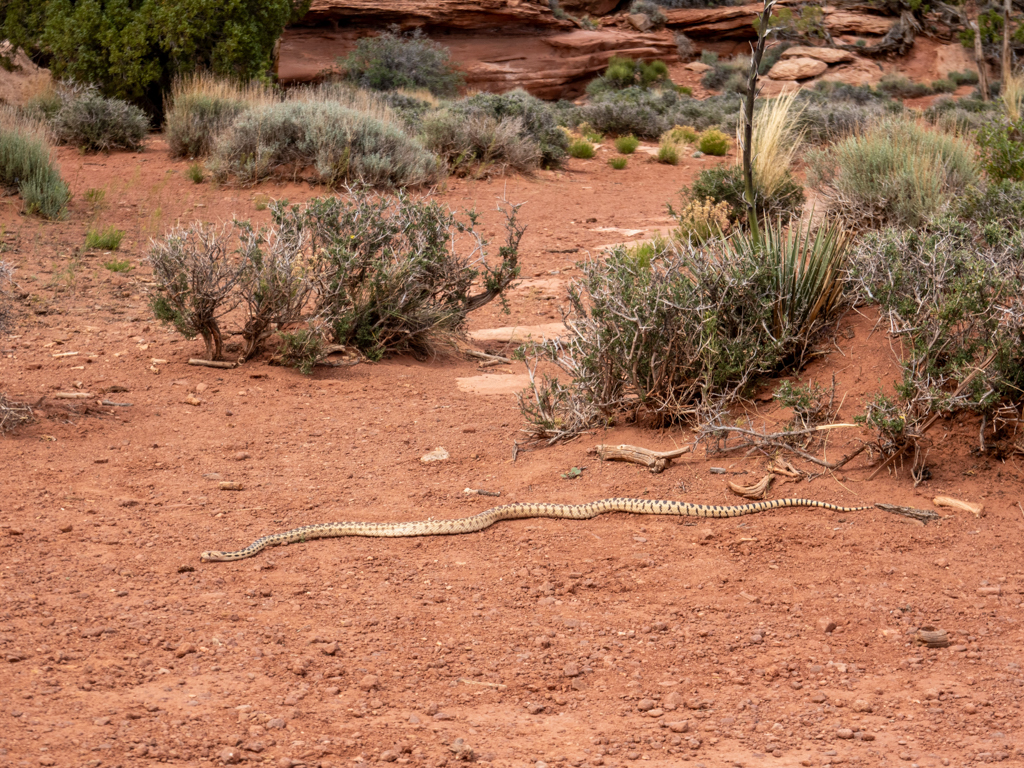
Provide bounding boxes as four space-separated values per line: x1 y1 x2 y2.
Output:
419 447 450 463
780 45 854 64
684 61 712 72
768 57 829 81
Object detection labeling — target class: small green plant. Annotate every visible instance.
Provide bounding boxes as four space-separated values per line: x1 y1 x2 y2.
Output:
876 74 932 100
47 256 81 295
83 187 106 207
187 163 205 184
103 258 132 273
609 156 628 170
656 140 679 165
698 129 729 155
615 135 640 154
85 226 125 251
773 378 837 430
578 123 603 142
685 164 804 225
569 138 596 159
253 193 270 211
663 125 699 145
588 56 672 94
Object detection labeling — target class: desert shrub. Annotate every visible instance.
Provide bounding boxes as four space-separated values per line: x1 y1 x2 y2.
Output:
656 140 679 164
807 118 978 228
423 110 539 174
924 94 1000 134
50 89 149 152
671 197 730 242
955 180 1024 231
876 74 932 99
675 33 694 59
340 29 462 97
795 80 900 144
149 193 523 364
629 1 667 27
165 73 279 159
517 218 850 441
149 224 245 361
21 0 305 114
683 164 804 224
701 56 749 94
587 56 670 95
949 70 979 86
104 258 132 272
278 193 523 362
570 89 738 139
609 156 628 170
569 138 596 158
0 111 70 220
977 116 1024 182
187 163 205 183
615 135 639 154
698 128 729 155
662 125 699 145
208 99 443 188
23 87 62 122
849 217 1024 470
85 226 125 250
442 90 569 167
930 78 957 94
0 260 12 334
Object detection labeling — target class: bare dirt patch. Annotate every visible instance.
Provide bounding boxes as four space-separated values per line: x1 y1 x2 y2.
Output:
1 138 1022 768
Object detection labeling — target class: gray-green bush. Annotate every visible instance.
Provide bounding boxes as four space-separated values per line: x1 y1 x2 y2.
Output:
340 29 463 97
807 118 977 228
0 114 71 220
423 111 539 174
208 100 443 188
51 90 149 152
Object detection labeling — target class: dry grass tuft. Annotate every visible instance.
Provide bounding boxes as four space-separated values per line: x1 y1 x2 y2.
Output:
742 90 805 202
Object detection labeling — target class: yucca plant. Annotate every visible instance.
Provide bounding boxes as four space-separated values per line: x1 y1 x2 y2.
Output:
728 217 849 356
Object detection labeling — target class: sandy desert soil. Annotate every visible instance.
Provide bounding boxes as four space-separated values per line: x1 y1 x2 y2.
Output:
1 135 1023 768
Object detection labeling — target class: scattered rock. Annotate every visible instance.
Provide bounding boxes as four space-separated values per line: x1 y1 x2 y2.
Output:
358 674 379 690
768 57 829 81
563 662 581 677
420 447 450 463
218 747 242 764
637 698 656 711
627 12 652 31
817 617 837 634
684 61 712 72
174 642 197 658
667 720 691 733
851 699 873 713
232 451 251 461
837 728 854 739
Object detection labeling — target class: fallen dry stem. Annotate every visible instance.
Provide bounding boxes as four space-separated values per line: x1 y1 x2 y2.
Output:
703 423 866 470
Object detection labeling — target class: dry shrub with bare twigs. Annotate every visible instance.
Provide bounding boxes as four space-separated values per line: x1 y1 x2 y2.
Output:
0 261 33 435
149 192 523 366
517 218 851 446
849 215 1024 478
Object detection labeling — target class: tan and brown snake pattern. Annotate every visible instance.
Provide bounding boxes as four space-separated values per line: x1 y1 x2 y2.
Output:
200 497 871 562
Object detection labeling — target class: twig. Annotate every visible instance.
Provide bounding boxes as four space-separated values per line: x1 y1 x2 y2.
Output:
458 678 506 690
101 400 133 407
462 348 511 364
53 392 94 399
188 358 237 369
875 503 941 523
590 443 692 473
703 424 865 469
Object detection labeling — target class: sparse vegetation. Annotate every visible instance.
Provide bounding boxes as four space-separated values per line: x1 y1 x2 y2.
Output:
807 118 978 228
103 258 132 273
684 160 804 226
587 57 671 95
207 95 443 188
569 138 596 159
670 197 730 242
187 163 205 184
340 28 463 97
50 89 149 152
698 128 729 155
662 125 699 145
609 157 628 170
83 188 106 207
517 219 850 443
656 140 679 164
165 73 279 159
614 135 639 154
85 226 125 251
149 193 523 365
0 110 71 220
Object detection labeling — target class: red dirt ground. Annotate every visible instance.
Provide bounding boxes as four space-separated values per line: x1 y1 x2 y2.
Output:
1 136 1023 768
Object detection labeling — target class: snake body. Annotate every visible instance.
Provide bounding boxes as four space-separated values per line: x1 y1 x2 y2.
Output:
200 497 870 562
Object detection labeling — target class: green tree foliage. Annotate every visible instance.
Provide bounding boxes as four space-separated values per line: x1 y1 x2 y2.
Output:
0 0 309 113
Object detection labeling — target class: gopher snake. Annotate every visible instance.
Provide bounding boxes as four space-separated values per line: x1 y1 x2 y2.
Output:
200 497 869 562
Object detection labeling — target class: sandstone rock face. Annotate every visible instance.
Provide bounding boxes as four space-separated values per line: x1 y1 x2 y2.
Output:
780 45 854 64
301 0 571 30
561 0 619 15
819 57 883 86
767 57 828 81
278 28 679 99
824 11 893 36
934 43 978 78
628 13 653 32
664 4 764 38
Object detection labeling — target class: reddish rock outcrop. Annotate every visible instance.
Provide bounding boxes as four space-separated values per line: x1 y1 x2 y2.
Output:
278 27 680 99
300 0 572 30
665 3 894 40
780 45 854 64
